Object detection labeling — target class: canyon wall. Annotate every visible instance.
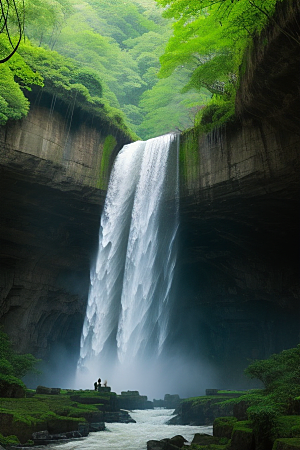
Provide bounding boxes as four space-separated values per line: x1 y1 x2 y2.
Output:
0 0 299 388
173 0 300 387
0 93 131 382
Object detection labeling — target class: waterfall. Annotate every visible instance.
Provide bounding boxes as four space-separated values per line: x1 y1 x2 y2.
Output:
77 133 179 391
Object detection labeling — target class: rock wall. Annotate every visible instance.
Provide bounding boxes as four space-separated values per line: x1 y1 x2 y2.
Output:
174 0 300 387
0 93 131 383
176 120 300 387
0 1 299 390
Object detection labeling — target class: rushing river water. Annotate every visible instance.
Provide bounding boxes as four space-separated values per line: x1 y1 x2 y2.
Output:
48 409 212 450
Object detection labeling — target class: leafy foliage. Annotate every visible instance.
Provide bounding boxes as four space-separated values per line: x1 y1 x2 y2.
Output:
245 345 300 398
0 330 40 379
0 36 43 125
0 0 287 137
155 0 283 130
218 346 300 450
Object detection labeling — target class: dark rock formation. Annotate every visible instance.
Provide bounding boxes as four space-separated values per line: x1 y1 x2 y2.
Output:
147 439 183 450
117 390 153 410
0 1 299 393
32 429 84 444
167 396 234 426
0 95 131 383
0 380 25 398
89 422 105 431
105 410 136 423
169 2 300 387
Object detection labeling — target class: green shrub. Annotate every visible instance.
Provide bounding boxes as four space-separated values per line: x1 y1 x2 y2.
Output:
197 96 236 132
0 329 40 378
0 433 20 446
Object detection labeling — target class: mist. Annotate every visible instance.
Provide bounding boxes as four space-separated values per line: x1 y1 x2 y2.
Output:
74 352 219 400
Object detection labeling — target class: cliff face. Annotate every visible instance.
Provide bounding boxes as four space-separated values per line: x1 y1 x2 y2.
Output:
175 1 300 386
0 2 299 389
0 94 131 379
177 122 299 386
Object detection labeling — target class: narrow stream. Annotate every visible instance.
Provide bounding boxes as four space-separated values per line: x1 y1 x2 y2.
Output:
48 409 212 450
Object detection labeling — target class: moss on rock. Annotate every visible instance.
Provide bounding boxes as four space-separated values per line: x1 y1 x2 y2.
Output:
213 416 238 438
273 438 300 450
98 134 117 190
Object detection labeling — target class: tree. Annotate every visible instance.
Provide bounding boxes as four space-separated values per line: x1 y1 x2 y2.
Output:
0 329 40 378
0 37 43 124
138 69 210 138
155 0 281 95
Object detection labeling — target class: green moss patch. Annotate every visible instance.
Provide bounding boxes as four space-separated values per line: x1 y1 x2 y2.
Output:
214 416 238 438
0 390 116 443
273 438 300 450
230 422 254 450
0 432 20 446
98 134 117 190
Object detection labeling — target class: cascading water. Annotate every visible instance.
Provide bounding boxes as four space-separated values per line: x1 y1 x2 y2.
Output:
77 134 179 393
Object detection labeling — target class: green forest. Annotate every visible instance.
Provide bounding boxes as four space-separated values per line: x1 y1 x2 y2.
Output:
0 0 285 139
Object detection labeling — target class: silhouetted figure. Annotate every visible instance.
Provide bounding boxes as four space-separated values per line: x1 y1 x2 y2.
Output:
94 381 97 391
97 378 101 388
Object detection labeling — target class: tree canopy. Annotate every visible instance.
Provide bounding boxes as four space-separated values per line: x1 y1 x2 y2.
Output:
0 329 40 380
0 0 287 137
155 0 283 129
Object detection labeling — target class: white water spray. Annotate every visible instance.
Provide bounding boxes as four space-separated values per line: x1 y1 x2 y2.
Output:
77 134 179 388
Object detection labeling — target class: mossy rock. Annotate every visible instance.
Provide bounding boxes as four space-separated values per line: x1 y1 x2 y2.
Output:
191 433 220 445
273 438 300 450
0 378 25 398
214 417 238 438
228 422 254 450
0 392 106 443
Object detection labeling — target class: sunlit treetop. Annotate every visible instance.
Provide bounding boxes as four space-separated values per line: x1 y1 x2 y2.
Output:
155 0 282 95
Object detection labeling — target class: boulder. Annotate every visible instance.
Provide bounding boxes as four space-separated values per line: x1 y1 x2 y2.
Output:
89 422 105 432
228 427 254 450
32 430 50 440
32 429 83 443
147 440 182 450
104 410 136 423
192 433 218 445
147 441 165 450
78 422 89 437
168 435 187 448
0 380 25 398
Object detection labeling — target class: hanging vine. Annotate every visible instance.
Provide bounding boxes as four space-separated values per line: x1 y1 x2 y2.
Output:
0 0 24 63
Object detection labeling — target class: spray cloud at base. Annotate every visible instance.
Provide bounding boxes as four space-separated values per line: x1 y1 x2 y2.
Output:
75 351 218 400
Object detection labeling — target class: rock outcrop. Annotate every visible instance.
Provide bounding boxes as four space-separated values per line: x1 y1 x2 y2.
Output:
0 2 299 389
0 92 131 380
174 0 300 385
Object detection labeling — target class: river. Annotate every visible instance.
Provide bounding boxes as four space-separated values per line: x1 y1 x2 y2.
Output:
48 409 212 450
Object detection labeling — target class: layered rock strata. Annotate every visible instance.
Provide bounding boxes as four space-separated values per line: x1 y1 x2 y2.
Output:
175 0 300 385
0 92 131 379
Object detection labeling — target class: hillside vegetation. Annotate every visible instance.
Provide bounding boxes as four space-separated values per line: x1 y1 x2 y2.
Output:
0 0 294 137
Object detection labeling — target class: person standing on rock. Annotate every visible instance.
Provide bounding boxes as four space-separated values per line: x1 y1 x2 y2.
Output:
97 378 101 389
94 381 97 391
